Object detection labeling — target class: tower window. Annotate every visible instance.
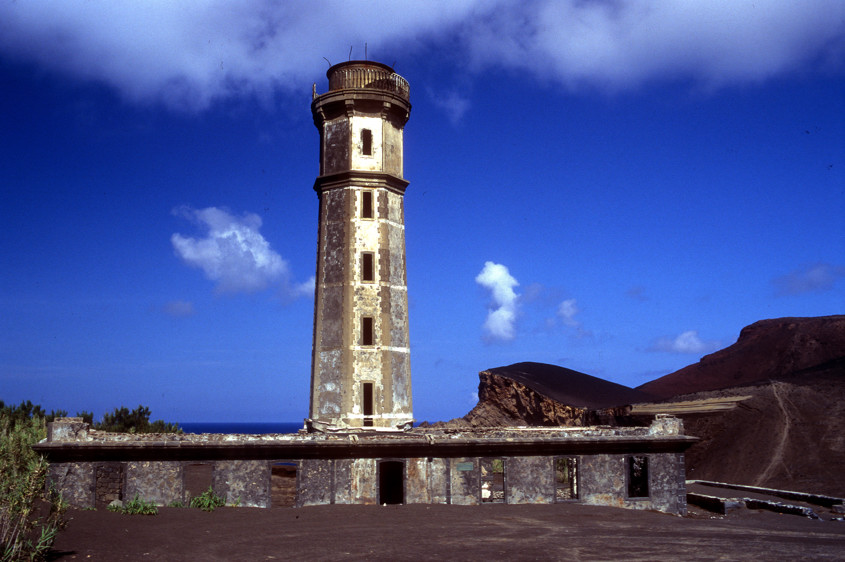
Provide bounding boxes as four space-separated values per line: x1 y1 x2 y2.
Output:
361 252 374 282
361 128 373 156
361 317 374 346
362 382 374 427
361 190 374 219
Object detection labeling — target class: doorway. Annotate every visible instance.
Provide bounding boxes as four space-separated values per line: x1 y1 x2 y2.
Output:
378 460 404 505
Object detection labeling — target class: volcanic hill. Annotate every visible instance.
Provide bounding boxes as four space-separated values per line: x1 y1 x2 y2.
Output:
450 315 845 496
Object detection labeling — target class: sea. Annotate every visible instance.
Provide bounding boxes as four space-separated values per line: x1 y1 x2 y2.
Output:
179 422 303 435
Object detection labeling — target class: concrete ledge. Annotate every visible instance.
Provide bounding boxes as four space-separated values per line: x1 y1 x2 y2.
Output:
35 434 698 463
687 492 744 515
689 480 844 508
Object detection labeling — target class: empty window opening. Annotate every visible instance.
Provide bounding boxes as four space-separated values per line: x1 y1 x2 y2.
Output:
271 462 298 508
481 458 505 503
362 382 374 427
555 457 579 501
361 252 374 282
378 460 404 505
361 128 373 156
183 463 213 504
361 317 374 346
627 455 649 498
361 190 374 219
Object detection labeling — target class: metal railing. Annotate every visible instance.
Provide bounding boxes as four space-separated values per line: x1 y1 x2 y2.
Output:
327 64 410 99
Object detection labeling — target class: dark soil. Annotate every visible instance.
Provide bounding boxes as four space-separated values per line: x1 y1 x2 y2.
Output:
51 503 845 560
678 373 845 497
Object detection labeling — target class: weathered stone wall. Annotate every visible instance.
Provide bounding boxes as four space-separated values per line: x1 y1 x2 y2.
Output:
213 460 270 508
298 459 334 507
48 462 94 507
125 461 182 506
506 456 554 504
45 451 688 514
406 457 449 504
579 454 627 508
335 458 377 505
579 453 686 514
647 453 687 515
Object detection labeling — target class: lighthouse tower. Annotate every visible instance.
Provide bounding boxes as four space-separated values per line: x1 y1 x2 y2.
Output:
307 61 413 431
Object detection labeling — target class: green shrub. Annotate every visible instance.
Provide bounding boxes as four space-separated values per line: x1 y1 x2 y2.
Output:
108 495 158 516
122 495 158 515
167 500 186 509
0 411 67 561
190 487 226 512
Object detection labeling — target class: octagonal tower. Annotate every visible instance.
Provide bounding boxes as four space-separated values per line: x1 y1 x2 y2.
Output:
307 61 413 432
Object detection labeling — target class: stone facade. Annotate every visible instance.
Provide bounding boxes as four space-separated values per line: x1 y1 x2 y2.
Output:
37 418 695 515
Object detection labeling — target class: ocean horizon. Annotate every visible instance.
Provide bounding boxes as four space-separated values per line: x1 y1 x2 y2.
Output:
180 422 303 435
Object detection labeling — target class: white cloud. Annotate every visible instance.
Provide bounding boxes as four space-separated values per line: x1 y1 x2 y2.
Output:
463 1 845 92
649 330 720 355
475 261 520 341
292 276 316 299
0 2 841 111
557 298 579 327
171 206 288 293
772 262 845 296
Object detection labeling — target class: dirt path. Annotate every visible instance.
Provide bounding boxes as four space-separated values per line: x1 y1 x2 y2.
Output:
754 382 792 487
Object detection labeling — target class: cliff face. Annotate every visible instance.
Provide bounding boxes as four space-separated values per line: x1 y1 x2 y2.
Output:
437 369 638 429
637 315 845 399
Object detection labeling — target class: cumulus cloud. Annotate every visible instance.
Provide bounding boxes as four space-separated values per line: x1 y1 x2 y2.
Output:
0 2 841 111
649 330 720 355
772 262 845 296
171 206 289 293
476 261 520 341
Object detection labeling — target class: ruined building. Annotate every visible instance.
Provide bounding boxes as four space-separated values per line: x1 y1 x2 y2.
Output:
36 61 696 514
309 61 413 431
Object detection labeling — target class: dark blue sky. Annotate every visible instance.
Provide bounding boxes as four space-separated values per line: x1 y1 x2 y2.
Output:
1 2 843 423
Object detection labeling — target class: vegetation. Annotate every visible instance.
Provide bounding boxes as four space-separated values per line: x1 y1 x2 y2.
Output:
0 406 67 561
1 401 180 435
0 400 70 426
107 495 158 516
190 487 226 512
95 405 180 434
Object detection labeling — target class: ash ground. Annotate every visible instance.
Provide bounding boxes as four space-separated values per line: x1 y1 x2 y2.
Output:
51 503 845 561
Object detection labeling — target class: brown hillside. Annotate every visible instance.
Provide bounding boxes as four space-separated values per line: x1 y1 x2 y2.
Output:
674 362 845 496
637 315 845 399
